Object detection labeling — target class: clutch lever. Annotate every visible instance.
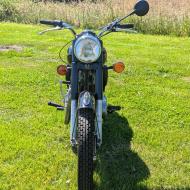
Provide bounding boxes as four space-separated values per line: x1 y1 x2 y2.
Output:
39 26 62 35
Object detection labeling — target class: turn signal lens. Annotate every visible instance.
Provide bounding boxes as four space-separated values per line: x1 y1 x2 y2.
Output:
113 62 125 73
57 65 67 76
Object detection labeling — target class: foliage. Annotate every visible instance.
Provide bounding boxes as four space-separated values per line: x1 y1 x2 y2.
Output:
0 0 19 22
0 0 190 36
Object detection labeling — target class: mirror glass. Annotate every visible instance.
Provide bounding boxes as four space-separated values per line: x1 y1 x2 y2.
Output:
134 0 149 16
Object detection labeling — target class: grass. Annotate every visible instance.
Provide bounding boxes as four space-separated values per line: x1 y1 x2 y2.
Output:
0 0 190 36
0 23 190 189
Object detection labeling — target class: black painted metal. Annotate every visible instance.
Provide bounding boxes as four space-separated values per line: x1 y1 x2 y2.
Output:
71 62 78 100
48 101 64 109
95 59 103 100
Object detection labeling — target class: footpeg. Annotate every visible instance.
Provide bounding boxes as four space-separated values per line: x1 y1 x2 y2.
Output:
107 105 121 113
48 101 64 110
57 107 64 111
62 81 71 85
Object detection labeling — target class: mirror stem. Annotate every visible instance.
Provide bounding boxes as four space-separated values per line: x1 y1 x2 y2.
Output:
117 10 135 23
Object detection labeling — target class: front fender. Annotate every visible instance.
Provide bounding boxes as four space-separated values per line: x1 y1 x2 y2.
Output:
78 91 95 110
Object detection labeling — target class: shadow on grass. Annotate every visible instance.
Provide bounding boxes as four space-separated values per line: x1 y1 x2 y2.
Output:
94 112 150 190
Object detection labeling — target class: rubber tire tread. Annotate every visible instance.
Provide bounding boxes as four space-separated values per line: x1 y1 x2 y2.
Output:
78 108 94 190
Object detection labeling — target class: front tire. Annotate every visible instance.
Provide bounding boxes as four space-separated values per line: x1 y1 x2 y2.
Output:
78 108 94 190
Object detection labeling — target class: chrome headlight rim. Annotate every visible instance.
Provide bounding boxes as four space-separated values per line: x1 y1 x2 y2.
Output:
74 34 101 63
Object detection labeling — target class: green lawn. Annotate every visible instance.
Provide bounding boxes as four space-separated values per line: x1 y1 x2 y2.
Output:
0 23 190 190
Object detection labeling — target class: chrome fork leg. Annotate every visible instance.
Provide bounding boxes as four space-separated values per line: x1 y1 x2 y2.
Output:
70 100 77 145
96 100 102 146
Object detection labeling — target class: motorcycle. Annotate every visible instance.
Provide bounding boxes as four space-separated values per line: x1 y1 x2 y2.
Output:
39 0 149 189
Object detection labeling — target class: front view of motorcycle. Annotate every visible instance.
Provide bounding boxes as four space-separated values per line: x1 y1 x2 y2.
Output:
39 0 149 189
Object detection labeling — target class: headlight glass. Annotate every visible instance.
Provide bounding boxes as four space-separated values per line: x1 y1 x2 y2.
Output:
74 34 101 63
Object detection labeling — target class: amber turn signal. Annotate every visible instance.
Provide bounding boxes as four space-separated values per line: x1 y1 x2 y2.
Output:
113 62 125 73
57 65 67 76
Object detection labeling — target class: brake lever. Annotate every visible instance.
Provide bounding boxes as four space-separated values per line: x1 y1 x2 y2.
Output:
39 26 62 35
115 28 138 33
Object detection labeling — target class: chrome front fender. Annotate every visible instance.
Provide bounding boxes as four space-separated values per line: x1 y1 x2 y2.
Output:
78 91 95 110
70 91 95 146
70 91 103 147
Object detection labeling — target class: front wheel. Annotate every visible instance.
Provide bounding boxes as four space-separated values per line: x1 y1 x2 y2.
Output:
78 108 95 190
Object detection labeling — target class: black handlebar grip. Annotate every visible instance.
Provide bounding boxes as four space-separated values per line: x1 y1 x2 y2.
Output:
116 24 134 29
40 20 62 27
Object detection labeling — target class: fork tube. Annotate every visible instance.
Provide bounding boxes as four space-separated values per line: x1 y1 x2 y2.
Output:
95 60 103 145
96 100 102 146
70 100 77 145
95 61 103 99
71 62 78 99
70 59 78 145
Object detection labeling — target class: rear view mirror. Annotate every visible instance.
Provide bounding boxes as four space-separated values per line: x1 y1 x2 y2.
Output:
134 0 149 16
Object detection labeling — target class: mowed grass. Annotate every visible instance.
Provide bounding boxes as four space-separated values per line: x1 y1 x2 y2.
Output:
0 23 190 190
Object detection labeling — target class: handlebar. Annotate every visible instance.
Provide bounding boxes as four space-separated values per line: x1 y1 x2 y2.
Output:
39 19 135 38
39 19 76 36
98 22 136 37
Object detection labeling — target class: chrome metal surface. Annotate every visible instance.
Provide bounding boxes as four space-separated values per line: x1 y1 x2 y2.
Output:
78 91 95 109
60 80 65 98
96 100 103 146
70 100 77 145
102 95 107 117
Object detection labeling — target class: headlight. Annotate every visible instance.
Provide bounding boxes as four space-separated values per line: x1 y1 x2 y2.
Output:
74 34 101 63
